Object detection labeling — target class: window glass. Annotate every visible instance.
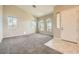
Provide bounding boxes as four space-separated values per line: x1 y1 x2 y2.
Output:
13 17 17 26
46 18 52 32
8 16 13 26
39 20 44 31
8 16 17 28
31 20 36 29
56 13 61 28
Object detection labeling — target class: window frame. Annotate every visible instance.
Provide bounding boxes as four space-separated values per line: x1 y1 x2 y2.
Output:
8 16 17 29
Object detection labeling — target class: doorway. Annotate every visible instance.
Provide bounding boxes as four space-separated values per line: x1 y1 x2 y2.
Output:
60 8 78 43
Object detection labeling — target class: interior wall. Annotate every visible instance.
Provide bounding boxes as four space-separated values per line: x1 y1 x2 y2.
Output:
0 5 3 42
54 5 79 43
3 5 35 38
53 5 79 38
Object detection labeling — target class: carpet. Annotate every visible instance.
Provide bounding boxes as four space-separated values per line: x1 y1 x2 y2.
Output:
0 33 61 54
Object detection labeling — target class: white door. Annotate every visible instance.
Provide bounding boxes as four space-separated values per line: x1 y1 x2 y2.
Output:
60 8 78 43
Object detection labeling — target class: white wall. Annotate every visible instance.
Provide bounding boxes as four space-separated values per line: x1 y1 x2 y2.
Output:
3 6 35 38
54 6 79 44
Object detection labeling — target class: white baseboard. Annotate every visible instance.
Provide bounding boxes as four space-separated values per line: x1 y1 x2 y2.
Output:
3 33 35 38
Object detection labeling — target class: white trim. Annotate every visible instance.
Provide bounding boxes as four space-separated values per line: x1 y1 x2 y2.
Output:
3 33 35 38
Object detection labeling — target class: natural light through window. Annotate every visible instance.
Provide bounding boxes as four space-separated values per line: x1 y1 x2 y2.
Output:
31 19 36 30
39 20 44 31
56 13 61 28
8 16 17 28
46 18 52 32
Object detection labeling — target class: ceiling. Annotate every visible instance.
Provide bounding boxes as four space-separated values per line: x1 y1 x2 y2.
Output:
16 5 55 17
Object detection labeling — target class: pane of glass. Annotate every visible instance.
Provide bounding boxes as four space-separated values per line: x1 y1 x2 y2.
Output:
46 18 52 32
8 16 17 30
13 17 17 26
8 16 13 26
39 20 44 31
31 20 36 29
40 22 44 31
57 13 61 28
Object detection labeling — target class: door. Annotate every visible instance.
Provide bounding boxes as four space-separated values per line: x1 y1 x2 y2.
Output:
60 8 77 42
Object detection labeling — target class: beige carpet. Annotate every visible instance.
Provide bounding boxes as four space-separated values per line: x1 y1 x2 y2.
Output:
0 33 61 54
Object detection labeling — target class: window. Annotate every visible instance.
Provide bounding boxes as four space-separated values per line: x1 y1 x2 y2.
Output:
56 13 61 28
46 18 52 32
38 20 44 31
8 16 17 28
31 19 36 29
